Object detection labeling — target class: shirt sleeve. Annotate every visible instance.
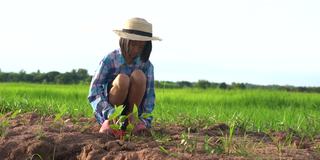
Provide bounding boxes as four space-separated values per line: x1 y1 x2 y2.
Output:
139 62 155 128
88 55 115 121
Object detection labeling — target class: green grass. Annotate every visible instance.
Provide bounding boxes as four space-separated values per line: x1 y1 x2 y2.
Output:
1 83 320 136
156 88 320 135
0 83 90 117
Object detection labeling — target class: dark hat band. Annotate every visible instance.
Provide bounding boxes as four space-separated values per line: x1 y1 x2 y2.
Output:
122 29 152 37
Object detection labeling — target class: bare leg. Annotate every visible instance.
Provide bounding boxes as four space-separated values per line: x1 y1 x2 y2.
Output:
99 73 130 133
109 74 130 106
99 70 147 134
124 69 146 115
125 70 151 136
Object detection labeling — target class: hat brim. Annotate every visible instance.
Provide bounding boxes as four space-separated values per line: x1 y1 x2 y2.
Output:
113 30 162 41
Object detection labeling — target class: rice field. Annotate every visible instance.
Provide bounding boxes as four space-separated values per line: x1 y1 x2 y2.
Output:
1 82 320 136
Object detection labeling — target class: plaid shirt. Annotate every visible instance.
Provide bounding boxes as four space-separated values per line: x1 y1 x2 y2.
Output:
88 49 155 128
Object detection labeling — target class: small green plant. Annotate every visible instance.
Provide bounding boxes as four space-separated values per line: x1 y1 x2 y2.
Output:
10 109 22 119
212 118 237 155
203 135 214 154
212 138 225 155
0 118 9 138
152 130 171 144
180 127 197 153
108 104 152 140
159 145 169 154
54 107 67 124
159 146 178 158
0 109 21 138
226 120 236 154
304 114 320 138
214 132 253 156
49 107 65 131
216 117 237 155
233 135 251 157
270 133 285 157
108 105 128 140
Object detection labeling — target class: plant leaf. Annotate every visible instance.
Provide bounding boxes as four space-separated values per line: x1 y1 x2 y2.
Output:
159 146 169 155
110 124 120 130
10 109 21 119
118 115 128 123
141 113 152 119
54 113 62 122
133 104 139 122
109 105 124 120
126 123 134 134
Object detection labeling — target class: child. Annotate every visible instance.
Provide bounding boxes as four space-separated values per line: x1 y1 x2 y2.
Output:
88 17 161 136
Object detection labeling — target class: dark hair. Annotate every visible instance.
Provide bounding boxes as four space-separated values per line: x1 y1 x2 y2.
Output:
119 38 152 62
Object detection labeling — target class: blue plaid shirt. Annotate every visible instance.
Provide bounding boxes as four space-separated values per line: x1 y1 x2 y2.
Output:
88 49 155 128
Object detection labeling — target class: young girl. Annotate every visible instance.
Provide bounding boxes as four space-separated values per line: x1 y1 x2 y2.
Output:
88 18 161 136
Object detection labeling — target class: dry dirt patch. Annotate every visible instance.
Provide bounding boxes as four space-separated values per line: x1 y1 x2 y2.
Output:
0 112 319 160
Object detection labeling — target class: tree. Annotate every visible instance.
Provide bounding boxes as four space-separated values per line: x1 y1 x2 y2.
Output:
196 80 211 89
0 73 9 82
31 71 45 83
177 81 193 88
76 69 90 83
219 82 228 89
160 81 179 88
47 71 60 83
55 73 75 84
231 82 246 89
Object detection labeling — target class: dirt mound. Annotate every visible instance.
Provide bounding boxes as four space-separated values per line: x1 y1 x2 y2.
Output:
0 112 320 160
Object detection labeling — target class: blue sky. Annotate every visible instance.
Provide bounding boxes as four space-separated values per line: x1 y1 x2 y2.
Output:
0 0 319 86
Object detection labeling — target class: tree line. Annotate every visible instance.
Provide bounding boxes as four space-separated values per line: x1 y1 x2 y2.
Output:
0 69 91 84
0 69 320 93
155 80 320 93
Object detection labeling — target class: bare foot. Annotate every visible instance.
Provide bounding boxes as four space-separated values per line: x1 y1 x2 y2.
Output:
99 120 112 133
99 120 126 138
133 122 151 136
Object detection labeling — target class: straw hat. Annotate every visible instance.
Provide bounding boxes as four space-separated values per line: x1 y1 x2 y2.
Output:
113 18 161 41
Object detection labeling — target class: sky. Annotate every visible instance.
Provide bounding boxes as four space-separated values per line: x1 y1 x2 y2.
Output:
0 0 320 87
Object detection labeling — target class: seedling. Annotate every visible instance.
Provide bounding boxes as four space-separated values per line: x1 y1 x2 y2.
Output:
180 127 197 153
152 130 171 144
226 121 236 154
203 135 214 154
159 145 169 154
0 109 21 138
10 109 22 119
159 146 178 158
54 107 67 124
212 138 225 155
233 135 251 157
0 118 9 138
270 133 285 157
108 104 152 140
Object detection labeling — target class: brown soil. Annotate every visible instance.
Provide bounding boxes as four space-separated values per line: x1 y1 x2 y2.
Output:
0 112 320 160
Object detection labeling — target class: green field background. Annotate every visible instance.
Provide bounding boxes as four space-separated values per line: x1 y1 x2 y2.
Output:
1 83 320 136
